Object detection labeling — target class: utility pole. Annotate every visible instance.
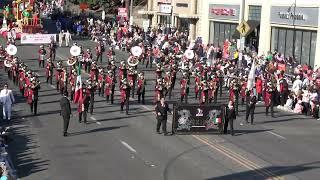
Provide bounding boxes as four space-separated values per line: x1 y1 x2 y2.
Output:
240 0 245 51
292 0 296 59
125 0 130 20
130 0 133 25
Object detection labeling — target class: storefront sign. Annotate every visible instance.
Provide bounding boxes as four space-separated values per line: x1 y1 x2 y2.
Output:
270 6 319 27
157 0 171 3
159 4 172 14
118 8 127 17
209 4 240 21
21 34 56 44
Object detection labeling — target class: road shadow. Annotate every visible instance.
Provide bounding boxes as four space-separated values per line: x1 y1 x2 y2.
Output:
67 125 128 136
97 114 145 122
8 126 50 178
206 161 320 180
232 129 273 136
258 117 313 124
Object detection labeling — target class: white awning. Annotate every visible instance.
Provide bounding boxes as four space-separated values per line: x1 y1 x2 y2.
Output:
178 14 199 19
138 10 156 15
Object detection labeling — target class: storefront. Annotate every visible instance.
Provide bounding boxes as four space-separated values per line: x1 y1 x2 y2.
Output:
208 4 240 47
270 6 318 66
157 3 173 25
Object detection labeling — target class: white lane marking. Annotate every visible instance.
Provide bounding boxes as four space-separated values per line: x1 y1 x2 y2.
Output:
90 116 101 125
121 141 137 153
50 84 55 89
141 105 152 110
268 131 286 140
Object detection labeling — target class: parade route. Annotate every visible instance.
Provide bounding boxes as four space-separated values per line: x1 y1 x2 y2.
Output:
1 22 320 180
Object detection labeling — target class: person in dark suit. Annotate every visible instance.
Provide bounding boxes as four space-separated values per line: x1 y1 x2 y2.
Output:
78 89 90 124
60 91 72 137
224 101 236 136
246 95 257 125
155 97 171 135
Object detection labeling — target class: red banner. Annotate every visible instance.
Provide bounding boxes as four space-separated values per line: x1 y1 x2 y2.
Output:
277 63 286 71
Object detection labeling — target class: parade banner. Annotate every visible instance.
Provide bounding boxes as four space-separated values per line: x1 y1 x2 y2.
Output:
277 63 286 72
172 103 225 134
21 34 56 44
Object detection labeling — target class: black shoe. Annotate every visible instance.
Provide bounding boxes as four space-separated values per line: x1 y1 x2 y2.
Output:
79 121 82 123
63 132 68 137
156 131 161 134
164 132 169 136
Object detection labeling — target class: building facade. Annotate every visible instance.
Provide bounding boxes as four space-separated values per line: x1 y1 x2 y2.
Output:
198 0 320 68
139 0 199 40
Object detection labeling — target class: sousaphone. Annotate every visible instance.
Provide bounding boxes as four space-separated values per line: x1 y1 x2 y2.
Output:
6 44 17 56
70 45 81 56
4 59 12 68
67 57 77 66
127 57 139 67
131 46 142 57
184 49 194 59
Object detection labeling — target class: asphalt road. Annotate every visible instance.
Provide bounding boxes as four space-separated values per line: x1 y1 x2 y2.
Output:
1 20 320 180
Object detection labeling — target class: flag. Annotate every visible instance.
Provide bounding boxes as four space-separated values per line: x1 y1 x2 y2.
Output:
213 117 222 124
247 60 256 90
73 64 82 103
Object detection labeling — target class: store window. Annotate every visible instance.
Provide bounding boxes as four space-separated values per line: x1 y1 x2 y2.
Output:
248 6 261 21
210 22 237 47
271 27 317 66
158 15 171 25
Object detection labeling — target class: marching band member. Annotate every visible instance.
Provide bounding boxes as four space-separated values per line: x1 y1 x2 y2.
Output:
90 61 98 81
38 45 47 68
29 76 41 115
265 82 275 117
155 63 162 79
155 78 163 103
69 69 77 101
137 72 146 104
49 39 57 61
104 70 115 103
55 61 63 92
11 58 19 85
95 40 104 63
118 61 127 86
180 72 189 103
84 48 93 73
58 67 67 95
87 79 97 115
97 67 105 97
163 71 172 99
78 86 90 124
18 65 26 96
24 71 32 98
145 46 152 68
120 78 130 115
45 58 54 84
200 80 208 104
128 67 137 98
194 72 201 99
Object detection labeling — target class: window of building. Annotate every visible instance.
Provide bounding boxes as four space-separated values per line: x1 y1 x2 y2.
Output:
176 3 188 8
271 27 317 66
248 6 262 21
211 22 237 47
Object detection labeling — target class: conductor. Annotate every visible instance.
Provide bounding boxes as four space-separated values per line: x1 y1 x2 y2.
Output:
155 97 171 136
224 101 236 136
60 91 72 136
